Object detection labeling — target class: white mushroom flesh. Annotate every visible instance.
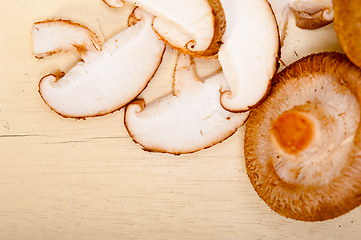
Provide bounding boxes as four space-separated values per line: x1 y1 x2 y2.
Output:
125 54 249 154
32 20 101 62
34 8 165 118
218 0 279 112
125 0 216 54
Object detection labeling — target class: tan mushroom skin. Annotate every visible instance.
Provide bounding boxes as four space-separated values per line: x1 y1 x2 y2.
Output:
334 0 361 70
244 52 361 221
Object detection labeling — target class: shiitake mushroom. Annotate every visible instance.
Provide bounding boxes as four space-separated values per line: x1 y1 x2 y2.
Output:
244 52 361 221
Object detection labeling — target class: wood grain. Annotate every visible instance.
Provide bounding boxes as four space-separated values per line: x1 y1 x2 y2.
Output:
0 0 359 239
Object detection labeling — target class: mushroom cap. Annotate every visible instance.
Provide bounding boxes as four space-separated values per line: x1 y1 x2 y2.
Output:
217 0 279 112
334 0 361 70
34 8 165 118
124 53 249 155
125 0 225 58
244 52 361 221
268 0 334 43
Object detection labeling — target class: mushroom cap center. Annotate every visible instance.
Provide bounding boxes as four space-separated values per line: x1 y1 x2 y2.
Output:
271 110 314 155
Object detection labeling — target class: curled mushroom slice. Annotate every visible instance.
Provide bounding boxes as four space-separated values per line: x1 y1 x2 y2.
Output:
33 8 165 118
218 0 279 112
102 0 124 8
268 0 334 43
122 0 225 57
244 52 361 221
124 53 249 155
334 0 361 70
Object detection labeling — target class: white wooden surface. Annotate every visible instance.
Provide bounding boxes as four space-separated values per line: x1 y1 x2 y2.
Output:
1 1 360 239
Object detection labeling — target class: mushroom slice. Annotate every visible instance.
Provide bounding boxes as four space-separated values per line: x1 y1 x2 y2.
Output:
268 0 334 42
102 0 125 8
32 19 101 62
33 8 165 118
123 0 225 57
218 0 279 112
124 54 249 155
334 0 361 70
244 52 361 221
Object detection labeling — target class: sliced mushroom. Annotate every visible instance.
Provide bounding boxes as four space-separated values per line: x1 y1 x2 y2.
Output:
102 0 124 8
124 53 249 155
334 0 361 70
33 8 165 118
32 19 101 62
119 0 225 57
244 52 361 221
268 0 334 43
218 0 279 112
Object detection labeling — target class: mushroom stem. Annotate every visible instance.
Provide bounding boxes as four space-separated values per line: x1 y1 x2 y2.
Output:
270 104 331 158
269 102 353 185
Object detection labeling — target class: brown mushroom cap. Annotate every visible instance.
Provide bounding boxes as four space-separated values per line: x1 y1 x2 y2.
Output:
333 0 361 69
244 52 361 221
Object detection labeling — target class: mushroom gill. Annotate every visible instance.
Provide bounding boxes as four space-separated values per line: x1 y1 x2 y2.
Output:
33 8 165 118
244 52 361 221
124 53 249 155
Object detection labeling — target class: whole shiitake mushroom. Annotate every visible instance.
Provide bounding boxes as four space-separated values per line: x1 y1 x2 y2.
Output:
244 52 361 221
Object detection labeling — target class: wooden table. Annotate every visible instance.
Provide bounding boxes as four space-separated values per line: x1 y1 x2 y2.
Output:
1 1 360 239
